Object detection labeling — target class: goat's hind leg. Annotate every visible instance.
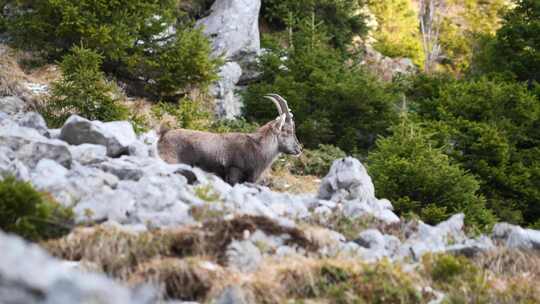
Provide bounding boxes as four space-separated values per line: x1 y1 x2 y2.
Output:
225 167 244 185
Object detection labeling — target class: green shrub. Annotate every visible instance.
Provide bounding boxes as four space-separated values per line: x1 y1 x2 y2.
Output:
6 0 220 99
472 0 540 83
152 99 212 131
367 117 496 228
0 176 73 241
125 27 222 99
429 254 477 283
313 261 423 303
261 0 368 51
437 0 505 74
209 118 259 133
243 28 399 153
410 76 540 225
278 144 346 176
368 0 424 66
41 46 128 127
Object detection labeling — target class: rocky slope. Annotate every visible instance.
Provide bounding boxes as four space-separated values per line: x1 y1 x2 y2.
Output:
1 95 539 303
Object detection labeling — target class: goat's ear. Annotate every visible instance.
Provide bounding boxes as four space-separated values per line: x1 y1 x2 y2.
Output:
272 114 286 133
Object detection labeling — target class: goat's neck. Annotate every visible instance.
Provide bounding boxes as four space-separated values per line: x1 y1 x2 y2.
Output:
252 127 280 167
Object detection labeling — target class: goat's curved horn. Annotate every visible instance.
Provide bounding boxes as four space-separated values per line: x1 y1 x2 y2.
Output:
268 93 292 121
264 95 283 115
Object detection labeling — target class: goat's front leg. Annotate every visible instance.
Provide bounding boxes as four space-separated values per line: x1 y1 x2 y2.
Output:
225 167 244 185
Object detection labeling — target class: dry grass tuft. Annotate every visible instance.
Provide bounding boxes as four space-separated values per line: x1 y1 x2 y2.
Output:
42 226 176 279
265 166 321 194
171 215 319 263
0 45 31 99
43 215 318 274
473 247 540 280
128 257 231 302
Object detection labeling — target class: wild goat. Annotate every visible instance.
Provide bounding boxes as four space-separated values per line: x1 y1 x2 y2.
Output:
157 94 302 185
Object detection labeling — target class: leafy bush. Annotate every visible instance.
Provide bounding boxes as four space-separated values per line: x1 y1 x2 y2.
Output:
125 27 222 99
474 0 540 83
244 26 398 153
152 99 212 131
209 118 259 133
261 0 368 51
312 261 423 303
437 0 505 74
278 144 346 176
368 0 424 66
367 117 496 228
0 176 73 241
41 46 128 127
6 0 220 99
409 76 540 225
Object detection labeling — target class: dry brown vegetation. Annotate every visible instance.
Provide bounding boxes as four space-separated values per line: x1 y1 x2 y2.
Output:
264 166 321 194
42 211 540 303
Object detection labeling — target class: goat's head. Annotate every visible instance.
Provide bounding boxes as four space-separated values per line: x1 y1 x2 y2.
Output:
264 94 302 156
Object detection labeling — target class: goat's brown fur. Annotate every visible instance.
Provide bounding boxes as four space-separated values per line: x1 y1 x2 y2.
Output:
157 94 302 184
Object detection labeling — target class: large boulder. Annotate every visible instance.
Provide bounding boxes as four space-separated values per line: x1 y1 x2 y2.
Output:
0 230 154 304
69 144 108 165
59 115 137 157
196 0 261 60
11 111 50 137
0 123 71 169
397 214 494 260
354 229 401 261
492 223 540 250
318 157 399 224
211 62 243 119
31 160 119 208
223 184 310 220
197 0 262 119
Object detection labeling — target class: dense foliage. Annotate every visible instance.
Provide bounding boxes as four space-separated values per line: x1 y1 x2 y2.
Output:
41 46 128 127
471 0 540 84
244 25 398 152
261 0 368 51
368 117 495 227
437 0 505 74
2 0 540 227
277 144 347 177
408 75 540 225
3 0 220 99
368 0 424 66
0 176 73 241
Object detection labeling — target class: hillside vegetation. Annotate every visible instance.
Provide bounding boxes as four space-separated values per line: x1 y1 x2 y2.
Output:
1 0 539 228
1 1 540 302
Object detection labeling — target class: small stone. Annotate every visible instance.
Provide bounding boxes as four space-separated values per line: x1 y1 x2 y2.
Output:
60 115 136 157
0 96 25 114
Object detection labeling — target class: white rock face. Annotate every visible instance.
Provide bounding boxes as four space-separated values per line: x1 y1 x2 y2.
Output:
0 230 155 304
69 144 108 165
196 0 261 60
0 96 25 114
354 229 401 261
0 122 72 169
318 157 400 224
11 111 50 137
59 115 137 157
226 240 263 273
493 223 540 250
397 214 494 260
0 104 528 270
197 0 262 119
211 62 244 119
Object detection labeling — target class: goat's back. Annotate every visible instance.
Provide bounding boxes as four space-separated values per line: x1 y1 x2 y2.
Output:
157 128 254 177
